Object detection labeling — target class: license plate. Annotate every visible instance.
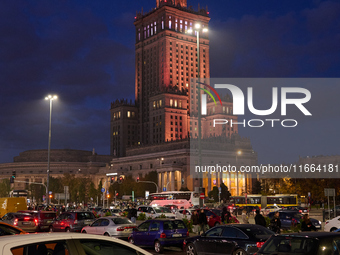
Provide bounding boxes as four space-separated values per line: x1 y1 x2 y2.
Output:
172 234 182 237
22 222 31 225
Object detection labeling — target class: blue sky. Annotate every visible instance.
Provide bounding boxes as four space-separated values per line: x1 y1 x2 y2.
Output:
0 0 339 164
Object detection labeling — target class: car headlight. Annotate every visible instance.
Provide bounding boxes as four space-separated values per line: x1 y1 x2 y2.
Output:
319 221 322 225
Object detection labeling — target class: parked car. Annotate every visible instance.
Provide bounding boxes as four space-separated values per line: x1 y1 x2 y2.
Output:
50 211 95 232
0 222 27 236
1 213 38 233
137 206 175 219
267 211 321 230
0 232 152 255
237 206 260 216
175 209 195 220
82 216 136 239
18 210 56 232
260 205 282 216
128 219 189 253
184 224 275 255
324 216 340 232
196 209 222 228
282 206 309 213
257 232 340 255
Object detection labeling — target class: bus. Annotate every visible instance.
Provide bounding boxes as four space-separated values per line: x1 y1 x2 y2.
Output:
148 191 199 209
230 194 298 208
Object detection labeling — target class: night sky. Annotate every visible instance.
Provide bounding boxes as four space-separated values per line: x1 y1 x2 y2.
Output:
1 0 339 164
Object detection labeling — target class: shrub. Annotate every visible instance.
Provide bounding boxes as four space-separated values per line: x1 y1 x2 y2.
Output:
137 213 146 221
121 211 128 217
105 211 112 217
157 214 166 218
182 218 193 233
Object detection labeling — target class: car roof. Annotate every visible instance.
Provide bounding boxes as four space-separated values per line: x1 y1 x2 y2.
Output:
145 218 184 222
278 232 340 238
0 233 152 254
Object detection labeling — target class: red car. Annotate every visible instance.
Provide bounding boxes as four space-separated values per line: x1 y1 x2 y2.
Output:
196 209 222 228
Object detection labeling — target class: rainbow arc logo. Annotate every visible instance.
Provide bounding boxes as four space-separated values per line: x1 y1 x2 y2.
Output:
197 82 222 115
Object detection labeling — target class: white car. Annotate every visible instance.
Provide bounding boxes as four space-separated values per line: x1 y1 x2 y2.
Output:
324 216 340 232
0 232 152 255
137 206 175 218
260 205 282 216
175 209 195 220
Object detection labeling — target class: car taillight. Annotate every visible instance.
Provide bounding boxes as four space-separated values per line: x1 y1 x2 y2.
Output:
257 242 265 248
299 210 302 213
14 219 18 226
186 231 189 237
24 217 30 221
34 218 39 226
160 232 166 238
117 227 124 231
325 221 329 225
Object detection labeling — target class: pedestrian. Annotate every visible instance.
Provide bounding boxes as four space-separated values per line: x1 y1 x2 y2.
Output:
221 206 228 224
242 209 249 224
198 209 208 234
127 206 132 220
255 209 266 227
190 210 199 234
301 214 316 231
269 211 281 234
130 205 137 223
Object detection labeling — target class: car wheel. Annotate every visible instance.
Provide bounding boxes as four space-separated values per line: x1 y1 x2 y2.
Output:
82 230 87 233
49 226 53 232
233 249 246 255
154 241 164 253
65 227 70 232
186 243 197 255
129 238 134 244
104 232 110 236
330 227 337 232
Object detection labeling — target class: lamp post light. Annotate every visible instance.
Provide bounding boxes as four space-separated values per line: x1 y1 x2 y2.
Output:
45 95 57 205
188 24 208 207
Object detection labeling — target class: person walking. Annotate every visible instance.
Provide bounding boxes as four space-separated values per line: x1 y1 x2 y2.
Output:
301 214 317 231
270 211 281 234
221 207 228 224
198 209 208 234
130 205 137 224
255 209 266 227
190 210 199 234
242 209 249 224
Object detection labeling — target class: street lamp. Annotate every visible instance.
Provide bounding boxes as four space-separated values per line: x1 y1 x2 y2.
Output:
45 94 57 204
188 24 208 206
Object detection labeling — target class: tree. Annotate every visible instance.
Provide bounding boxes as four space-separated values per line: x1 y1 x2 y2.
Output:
252 180 262 194
208 186 219 202
220 182 231 202
0 179 11 197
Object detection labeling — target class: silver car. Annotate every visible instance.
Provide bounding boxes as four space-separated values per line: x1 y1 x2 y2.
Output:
81 216 136 239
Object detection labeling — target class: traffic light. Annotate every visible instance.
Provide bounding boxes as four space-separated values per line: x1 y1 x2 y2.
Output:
110 177 114 184
118 177 123 184
49 194 52 199
107 194 110 198
136 177 139 183
12 170 16 179
115 192 119 197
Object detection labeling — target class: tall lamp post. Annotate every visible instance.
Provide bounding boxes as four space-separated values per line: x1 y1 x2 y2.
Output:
45 95 57 204
188 24 208 207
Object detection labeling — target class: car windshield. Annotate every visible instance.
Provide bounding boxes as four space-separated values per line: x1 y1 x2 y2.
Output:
237 226 274 239
111 218 132 224
77 212 95 220
16 214 33 219
261 236 318 254
154 207 171 213
40 213 56 219
163 220 186 230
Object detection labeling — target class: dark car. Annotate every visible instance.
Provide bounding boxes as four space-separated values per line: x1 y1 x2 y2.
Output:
196 209 222 228
18 210 56 232
267 210 321 230
257 232 340 255
128 218 189 253
50 211 95 232
283 206 309 213
184 224 274 255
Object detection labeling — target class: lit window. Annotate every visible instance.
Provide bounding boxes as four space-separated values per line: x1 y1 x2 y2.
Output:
159 99 162 107
153 101 156 109
170 99 173 107
174 100 178 107
127 111 131 118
